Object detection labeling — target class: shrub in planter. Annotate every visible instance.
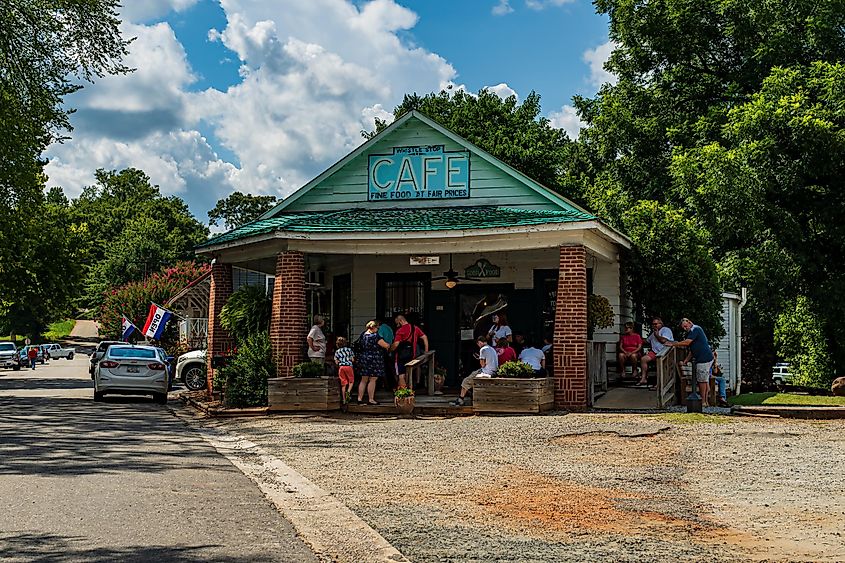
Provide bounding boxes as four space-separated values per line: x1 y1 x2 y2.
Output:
292 361 325 378
496 360 535 378
218 332 273 407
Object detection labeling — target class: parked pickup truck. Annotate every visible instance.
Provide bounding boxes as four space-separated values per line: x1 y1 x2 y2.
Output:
0 341 22 370
44 343 75 360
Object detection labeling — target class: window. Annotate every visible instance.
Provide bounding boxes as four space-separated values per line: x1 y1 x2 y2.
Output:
376 273 431 328
108 347 157 359
233 267 269 293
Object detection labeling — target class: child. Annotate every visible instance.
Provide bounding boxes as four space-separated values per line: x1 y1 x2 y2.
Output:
334 337 355 403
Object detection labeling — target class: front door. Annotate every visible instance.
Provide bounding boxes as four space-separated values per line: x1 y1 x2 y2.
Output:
376 273 431 329
455 283 513 380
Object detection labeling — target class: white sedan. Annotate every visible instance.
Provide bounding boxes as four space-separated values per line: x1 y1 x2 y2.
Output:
94 345 169 404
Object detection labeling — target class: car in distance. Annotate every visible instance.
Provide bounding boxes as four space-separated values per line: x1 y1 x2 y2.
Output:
0 342 21 371
772 362 793 386
93 344 169 404
19 345 48 365
89 340 122 378
176 349 207 390
44 343 76 360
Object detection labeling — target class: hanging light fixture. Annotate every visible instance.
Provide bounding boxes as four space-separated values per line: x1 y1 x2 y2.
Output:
445 272 459 289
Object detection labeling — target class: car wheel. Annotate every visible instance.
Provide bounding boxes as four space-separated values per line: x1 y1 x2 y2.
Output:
67 353 74 360
94 391 105 402
183 365 207 391
154 392 168 405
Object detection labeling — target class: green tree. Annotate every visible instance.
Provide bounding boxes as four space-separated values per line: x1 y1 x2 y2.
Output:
69 169 209 307
568 0 845 386
208 192 278 230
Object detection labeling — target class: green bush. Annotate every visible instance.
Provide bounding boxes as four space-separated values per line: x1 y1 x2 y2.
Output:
219 285 271 344
292 361 325 378
587 294 614 331
774 296 834 389
496 360 535 378
218 332 273 407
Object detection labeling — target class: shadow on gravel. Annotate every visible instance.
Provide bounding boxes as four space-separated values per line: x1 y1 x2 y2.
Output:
0 532 259 563
0 396 219 477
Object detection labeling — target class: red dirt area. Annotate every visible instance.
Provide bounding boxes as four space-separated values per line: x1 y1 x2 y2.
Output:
474 467 714 538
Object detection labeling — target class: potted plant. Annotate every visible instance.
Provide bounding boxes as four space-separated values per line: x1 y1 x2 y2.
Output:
292 361 325 378
394 387 415 415
496 360 535 378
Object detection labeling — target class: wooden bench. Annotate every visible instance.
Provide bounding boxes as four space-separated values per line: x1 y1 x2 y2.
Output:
404 350 436 394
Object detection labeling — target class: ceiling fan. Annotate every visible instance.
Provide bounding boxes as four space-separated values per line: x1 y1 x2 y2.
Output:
432 254 480 289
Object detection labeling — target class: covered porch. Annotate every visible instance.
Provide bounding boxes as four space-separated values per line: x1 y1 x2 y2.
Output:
198 208 629 411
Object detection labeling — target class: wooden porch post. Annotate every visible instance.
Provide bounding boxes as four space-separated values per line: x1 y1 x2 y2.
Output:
553 244 589 411
270 251 307 377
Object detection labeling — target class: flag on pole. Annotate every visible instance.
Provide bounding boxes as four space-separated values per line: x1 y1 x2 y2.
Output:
121 315 138 341
142 303 173 340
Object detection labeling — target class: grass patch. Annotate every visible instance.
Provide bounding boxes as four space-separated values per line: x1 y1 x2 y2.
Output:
649 413 735 425
42 319 76 341
729 392 845 407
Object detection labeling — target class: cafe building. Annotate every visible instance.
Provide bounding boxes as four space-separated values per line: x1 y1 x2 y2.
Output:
196 111 631 411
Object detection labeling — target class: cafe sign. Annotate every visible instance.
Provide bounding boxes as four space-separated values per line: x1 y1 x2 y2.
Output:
368 145 470 201
465 259 501 278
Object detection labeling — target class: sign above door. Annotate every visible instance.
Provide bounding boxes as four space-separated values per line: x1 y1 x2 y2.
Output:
368 145 470 201
465 259 501 278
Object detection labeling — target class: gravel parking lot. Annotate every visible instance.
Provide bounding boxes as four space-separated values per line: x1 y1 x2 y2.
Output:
196 411 845 562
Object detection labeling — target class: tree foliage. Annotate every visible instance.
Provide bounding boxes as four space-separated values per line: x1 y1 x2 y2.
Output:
566 0 845 386
98 261 210 344
208 191 278 230
69 169 209 307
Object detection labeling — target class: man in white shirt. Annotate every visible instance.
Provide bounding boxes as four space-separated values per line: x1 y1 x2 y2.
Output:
639 317 674 384
451 335 498 406
518 339 546 377
307 315 326 364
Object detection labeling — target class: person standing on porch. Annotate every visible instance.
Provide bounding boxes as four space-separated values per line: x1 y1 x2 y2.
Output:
667 318 714 407
451 335 498 406
333 337 355 404
390 314 428 388
307 315 326 364
640 317 674 386
357 321 390 405
486 313 512 345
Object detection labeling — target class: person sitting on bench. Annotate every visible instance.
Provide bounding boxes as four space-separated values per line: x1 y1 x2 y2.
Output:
451 335 498 406
617 322 644 382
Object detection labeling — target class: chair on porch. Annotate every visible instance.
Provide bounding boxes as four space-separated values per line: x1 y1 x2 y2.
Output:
404 350 436 394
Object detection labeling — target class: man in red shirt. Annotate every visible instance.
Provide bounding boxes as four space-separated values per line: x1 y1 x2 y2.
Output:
389 314 429 388
495 338 516 366
617 322 644 382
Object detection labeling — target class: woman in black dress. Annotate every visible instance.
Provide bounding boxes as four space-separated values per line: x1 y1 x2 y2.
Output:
357 320 390 405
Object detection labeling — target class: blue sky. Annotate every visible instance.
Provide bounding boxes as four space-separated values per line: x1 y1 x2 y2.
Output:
44 0 615 224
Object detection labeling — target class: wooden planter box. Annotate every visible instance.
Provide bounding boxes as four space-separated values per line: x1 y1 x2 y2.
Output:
472 377 555 414
267 377 341 412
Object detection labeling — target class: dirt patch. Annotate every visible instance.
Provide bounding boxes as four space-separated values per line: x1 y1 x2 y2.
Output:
550 429 680 468
473 467 715 538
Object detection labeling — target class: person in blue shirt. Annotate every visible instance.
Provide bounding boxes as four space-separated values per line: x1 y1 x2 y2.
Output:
668 318 714 406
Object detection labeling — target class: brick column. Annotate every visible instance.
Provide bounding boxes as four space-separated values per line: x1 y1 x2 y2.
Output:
270 251 307 377
553 245 588 411
207 261 234 395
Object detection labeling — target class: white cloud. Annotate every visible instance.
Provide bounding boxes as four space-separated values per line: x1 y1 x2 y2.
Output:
42 0 458 220
492 0 514 16
486 83 518 100
525 0 575 10
119 0 199 23
583 40 618 87
548 104 584 139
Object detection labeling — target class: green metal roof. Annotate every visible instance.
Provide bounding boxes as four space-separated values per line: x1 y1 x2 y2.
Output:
198 206 596 249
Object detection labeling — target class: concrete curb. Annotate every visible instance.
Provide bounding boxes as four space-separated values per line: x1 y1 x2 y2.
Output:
171 408 409 563
733 405 845 419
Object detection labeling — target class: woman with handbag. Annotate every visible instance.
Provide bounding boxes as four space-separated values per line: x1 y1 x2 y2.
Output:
389 314 429 388
356 321 390 405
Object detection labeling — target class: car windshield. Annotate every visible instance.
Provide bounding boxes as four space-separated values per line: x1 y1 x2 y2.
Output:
0 343 15 352
108 347 157 359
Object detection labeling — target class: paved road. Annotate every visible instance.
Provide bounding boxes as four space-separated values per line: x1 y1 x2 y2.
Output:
0 355 318 562
69 320 99 339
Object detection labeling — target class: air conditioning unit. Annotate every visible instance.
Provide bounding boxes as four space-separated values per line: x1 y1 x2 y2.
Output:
306 271 326 287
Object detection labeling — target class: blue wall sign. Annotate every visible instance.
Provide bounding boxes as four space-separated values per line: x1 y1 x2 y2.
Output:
368 145 470 201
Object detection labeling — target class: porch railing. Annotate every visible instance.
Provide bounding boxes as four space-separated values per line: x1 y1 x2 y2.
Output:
587 341 608 406
404 350 436 394
655 347 679 408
